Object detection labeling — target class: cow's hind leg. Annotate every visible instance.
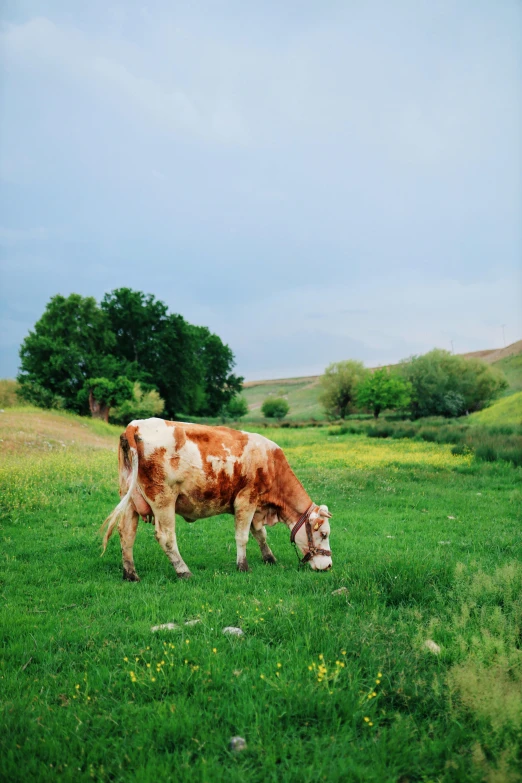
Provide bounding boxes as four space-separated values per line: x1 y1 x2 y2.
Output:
154 504 192 579
118 504 140 582
251 525 277 565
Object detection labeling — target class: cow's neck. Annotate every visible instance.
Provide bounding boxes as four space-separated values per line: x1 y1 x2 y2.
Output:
276 469 313 528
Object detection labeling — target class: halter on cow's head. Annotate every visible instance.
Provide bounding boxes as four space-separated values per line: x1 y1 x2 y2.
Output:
290 504 332 571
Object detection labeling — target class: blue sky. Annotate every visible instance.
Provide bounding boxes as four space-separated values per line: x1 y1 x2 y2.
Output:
1 0 521 380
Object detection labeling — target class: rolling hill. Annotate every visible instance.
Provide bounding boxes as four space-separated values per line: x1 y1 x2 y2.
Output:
242 340 522 421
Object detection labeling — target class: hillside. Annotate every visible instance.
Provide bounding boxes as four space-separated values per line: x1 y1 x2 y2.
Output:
0 406 119 456
242 340 522 420
469 391 522 426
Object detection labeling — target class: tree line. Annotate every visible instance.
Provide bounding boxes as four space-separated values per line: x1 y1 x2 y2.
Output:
18 289 243 421
319 350 507 420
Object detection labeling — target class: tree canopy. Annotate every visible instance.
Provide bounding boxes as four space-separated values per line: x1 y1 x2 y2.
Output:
399 349 507 418
319 360 368 419
357 368 412 418
18 289 243 420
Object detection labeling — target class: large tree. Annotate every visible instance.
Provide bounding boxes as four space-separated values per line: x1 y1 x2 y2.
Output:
399 349 507 418
18 294 123 412
101 288 241 417
101 288 204 416
191 326 243 416
319 360 368 419
19 288 243 420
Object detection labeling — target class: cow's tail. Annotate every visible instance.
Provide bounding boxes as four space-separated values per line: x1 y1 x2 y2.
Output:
100 426 139 553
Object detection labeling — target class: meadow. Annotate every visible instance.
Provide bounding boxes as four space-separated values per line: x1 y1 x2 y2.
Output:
1 408 521 782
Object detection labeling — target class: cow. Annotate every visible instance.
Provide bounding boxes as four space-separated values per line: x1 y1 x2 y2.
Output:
101 417 332 580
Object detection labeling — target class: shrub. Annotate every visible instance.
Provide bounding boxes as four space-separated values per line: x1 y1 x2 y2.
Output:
451 443 468 456
367 423 394 438
417 427 438 442
111 383 165 424
17 381 66 410
261 397 290 420
391 426 416 439
226 395 249 420
475 443 497 463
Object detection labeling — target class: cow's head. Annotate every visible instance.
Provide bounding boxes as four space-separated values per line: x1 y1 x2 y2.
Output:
293 504 333 571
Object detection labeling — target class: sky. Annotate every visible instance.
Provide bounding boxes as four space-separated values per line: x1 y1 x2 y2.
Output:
1 0 521 381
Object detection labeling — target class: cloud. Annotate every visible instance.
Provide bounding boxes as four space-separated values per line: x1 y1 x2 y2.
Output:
1 17 248 144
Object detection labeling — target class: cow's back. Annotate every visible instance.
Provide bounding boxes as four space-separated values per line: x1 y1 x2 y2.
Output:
130 418 278 519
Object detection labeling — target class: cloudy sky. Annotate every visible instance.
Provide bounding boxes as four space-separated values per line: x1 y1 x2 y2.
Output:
1 1 521 381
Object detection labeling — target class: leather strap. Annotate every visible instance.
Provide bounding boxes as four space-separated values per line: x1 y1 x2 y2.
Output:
290 503 331 563
290 503 315 544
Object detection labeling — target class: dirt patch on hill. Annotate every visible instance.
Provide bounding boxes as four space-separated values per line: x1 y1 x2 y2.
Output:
0 408 119 456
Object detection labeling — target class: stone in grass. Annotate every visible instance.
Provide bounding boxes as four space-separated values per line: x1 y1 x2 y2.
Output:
331 586 349 596
424 639 441 655
151 623 178 632
229 736 247 753
151 618 202 632
223 626 244 636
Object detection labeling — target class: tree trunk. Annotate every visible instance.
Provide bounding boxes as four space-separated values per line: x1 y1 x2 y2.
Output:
88 389 110 422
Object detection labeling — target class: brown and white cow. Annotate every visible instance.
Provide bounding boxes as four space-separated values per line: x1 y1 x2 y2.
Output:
101 418 332 580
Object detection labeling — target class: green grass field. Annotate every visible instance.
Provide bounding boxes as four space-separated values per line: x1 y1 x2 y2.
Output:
1 408 522 782
469 391 522 427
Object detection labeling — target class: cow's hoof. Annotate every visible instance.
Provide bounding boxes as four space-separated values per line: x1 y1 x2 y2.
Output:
177 570 193 580
237 561 250 572
263 554 277 565
123 570 140 582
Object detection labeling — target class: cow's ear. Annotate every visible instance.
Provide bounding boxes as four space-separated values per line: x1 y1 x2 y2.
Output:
318 504 332 518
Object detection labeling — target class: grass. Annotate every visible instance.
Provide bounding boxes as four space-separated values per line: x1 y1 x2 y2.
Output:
1 408 522 782
493 354 522 396
469 391 522 427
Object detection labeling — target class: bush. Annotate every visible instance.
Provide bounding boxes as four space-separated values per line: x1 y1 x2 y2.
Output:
18 381 66 410
474 443 497 463
367 423 394 438
226 395 249 420
451 443 468 456
111 383 165 424
417 427 438 442
261 397 290 420
391 426 416 439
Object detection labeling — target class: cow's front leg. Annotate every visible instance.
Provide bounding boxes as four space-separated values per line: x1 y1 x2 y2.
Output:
233 503 256 572
251 524 277 565
154 504 192 579
118 504 140 581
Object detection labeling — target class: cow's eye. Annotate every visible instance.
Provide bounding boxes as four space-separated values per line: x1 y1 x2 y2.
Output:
321 532 327 540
